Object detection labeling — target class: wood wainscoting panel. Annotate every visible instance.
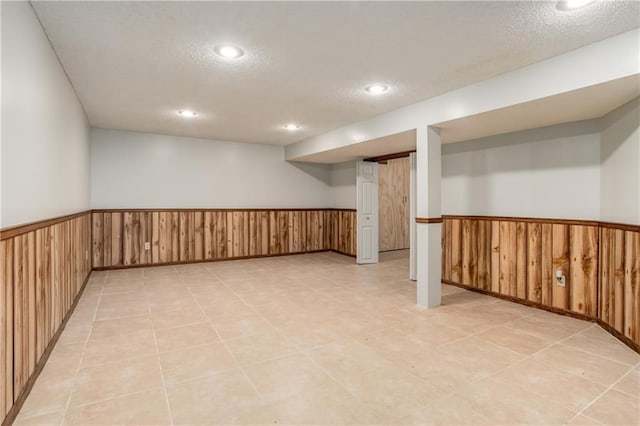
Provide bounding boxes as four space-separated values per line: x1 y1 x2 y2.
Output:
569 225 598 316
1 212 92 425
551 224 570 310
600 227 640 346
442 215 639 352
461 219 478 288
92 209 357 269
0 240 13 419
526 223 542 303
624 231 639 343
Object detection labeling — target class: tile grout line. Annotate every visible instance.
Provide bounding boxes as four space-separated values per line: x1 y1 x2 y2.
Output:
188 284 266 400
568 362 640 423
487 322 633 423
59 277 105 424
149 304 176 426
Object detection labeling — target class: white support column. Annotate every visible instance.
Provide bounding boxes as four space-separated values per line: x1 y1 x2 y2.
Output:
416 126 442 308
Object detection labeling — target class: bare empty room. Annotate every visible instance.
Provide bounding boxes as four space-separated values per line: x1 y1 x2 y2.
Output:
1 1 639 425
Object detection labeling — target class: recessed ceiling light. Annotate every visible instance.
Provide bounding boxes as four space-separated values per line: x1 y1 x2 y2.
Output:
214 45 244 59
365 84 389 95
556 0 596 10
177 110 197 118
283 123 300 131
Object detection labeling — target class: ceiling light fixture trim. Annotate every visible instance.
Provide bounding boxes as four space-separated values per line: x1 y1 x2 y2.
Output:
214 44 245 58
365 84 390 95
556 0 597 11
177 110 197 118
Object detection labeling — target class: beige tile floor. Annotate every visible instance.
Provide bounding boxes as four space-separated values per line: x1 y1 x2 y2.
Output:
14 250 640 426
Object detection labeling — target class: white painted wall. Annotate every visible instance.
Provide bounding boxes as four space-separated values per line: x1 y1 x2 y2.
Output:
1 1 90 228
91 128 332 208
441 121 601 220
600 98 640 225
330 161 357 209
320 110 639 224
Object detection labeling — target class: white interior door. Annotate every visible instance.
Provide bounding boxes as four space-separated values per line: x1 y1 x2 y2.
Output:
409 153 417 280
356 160 378 264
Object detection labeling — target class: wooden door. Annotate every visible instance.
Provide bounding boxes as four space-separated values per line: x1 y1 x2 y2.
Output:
379 157 410 251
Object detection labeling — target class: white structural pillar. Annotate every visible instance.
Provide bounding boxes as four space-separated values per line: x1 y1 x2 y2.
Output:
416 126 442 308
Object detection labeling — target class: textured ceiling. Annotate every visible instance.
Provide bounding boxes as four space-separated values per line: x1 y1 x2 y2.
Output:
32 1 640 146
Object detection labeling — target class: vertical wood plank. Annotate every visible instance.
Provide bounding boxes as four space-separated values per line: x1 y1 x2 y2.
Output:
540 223 554 307
516 222 527 299
158 212 168 263
569 225 598 316
110 212 122 267
27 232 36 378
215 212 227 259
292 211 300 252
499 221 517 297
477 220 491 291
450 219 462 283
311 210 322 250
103 213 112 267
551 224 568 309
92 213 103 268
140 212 152 265
526 223 542 303
35 228 51 360
1 239 13 417
13 235 27 397
179 212 190 262
204 211 214 259
242 212 250 257
279 211 289 254
151 212 160 264
123 212 134 265
231 212 241 257
624 231 639 342
441 219 450 282
260 212 269 256
461 220 478 287
269 211 278 255
599 228 613 325
613 229 626 333
490 221 500 293
194 211 204 260
248 211 257 256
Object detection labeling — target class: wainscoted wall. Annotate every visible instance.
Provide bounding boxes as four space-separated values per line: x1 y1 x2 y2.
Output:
441 216 640 351
0 213 92 422
599 225 640 346
92 209 357 269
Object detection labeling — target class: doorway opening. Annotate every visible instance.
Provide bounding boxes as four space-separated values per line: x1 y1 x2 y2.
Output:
361 150 416 280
